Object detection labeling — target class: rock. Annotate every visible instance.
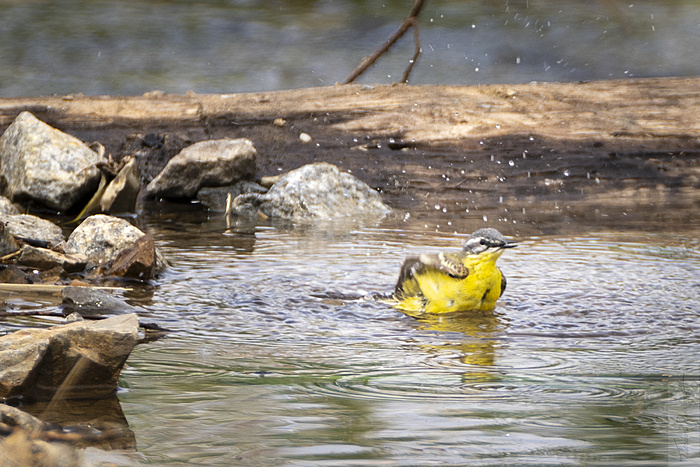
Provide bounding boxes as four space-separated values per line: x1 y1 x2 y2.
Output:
61 287 138 315
65 214 166 275
1 430 82 467
196 180 267 212
1 401 137 458
0 111 101 211
0 222 20 257
0 404 49 433
16 245 87 272
0 313 139 401
146 138 257 199
2 213 65 249
100 156 141 214
229 162 391 220
106 233 157 280
0 195 19 215
0 265 30 284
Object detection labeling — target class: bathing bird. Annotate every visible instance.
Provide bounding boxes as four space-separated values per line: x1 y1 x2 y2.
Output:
389 228 516 314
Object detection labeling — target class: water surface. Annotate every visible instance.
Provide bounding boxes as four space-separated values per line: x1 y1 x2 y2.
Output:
2 0 699 96
116 213 700 464
2 210 699 464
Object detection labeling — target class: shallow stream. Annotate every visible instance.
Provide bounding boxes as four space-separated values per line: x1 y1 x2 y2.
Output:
6 207 699 465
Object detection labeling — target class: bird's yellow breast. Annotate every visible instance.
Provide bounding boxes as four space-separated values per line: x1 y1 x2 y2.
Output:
394 251 504 314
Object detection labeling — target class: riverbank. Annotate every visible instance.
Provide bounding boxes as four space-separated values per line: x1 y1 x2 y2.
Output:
1 78 698 233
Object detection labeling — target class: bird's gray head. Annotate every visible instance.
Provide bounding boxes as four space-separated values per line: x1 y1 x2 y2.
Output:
462 228 517 255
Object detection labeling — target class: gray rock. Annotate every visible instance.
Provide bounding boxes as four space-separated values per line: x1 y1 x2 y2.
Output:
229 162 391 220
61 286 138 315
197 180 267 212
0 195 19 215
0 111 101 211
2 213 65 249
65 214 166 275
0 313 139 400
100 156 141 214
146 138 257 199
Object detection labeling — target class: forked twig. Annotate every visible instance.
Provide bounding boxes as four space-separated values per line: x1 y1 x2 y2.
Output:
342 0 425 84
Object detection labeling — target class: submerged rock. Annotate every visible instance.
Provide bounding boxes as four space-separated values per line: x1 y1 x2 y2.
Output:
0 313 139 401
146 138 257 199
65 214 166 277
0 111 101 211
0 410 82 466
229 162 390 220
196 180 267 212
61 286 139 315
2 213 65 249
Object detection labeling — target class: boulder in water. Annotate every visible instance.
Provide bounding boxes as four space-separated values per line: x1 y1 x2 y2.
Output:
229 162 390 221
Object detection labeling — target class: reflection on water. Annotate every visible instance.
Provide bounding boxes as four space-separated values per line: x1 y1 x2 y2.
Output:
1 208 699 464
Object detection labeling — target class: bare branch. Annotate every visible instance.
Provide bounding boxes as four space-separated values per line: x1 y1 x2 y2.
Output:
342 0 425 85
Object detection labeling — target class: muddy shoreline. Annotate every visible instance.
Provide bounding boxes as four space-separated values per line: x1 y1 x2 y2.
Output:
1 78 698 234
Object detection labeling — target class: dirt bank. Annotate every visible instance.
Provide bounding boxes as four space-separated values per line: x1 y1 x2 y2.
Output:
1 78 698 233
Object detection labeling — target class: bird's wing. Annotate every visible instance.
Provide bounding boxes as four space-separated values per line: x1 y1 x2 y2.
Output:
416 252 469 279
499 267 507 297
394 252 468 298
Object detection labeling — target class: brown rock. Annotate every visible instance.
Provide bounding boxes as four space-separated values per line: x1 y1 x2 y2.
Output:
0 314 139 401
0 265 30 284
106 233 156 280
17 245 87 272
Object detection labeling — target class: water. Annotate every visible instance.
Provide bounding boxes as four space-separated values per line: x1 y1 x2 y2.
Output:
1 0 699 463
1 0 700 96
9 212 693 465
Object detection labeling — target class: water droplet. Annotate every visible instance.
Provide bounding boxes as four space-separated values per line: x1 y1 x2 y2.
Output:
482 215 488 221
509 160 515 167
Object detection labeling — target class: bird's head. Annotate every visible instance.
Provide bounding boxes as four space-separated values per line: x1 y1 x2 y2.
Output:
462 228 517 255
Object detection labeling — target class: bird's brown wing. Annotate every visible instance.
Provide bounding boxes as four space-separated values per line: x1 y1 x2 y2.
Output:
418 252 469 279
394 252 469 298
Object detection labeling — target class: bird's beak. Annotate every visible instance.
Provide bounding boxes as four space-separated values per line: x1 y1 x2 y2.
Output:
500 242 517 249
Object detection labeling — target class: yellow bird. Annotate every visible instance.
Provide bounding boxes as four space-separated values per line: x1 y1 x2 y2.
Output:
389 228 516 314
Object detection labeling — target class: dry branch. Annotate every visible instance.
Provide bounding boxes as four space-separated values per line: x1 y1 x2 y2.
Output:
342 0 425 84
